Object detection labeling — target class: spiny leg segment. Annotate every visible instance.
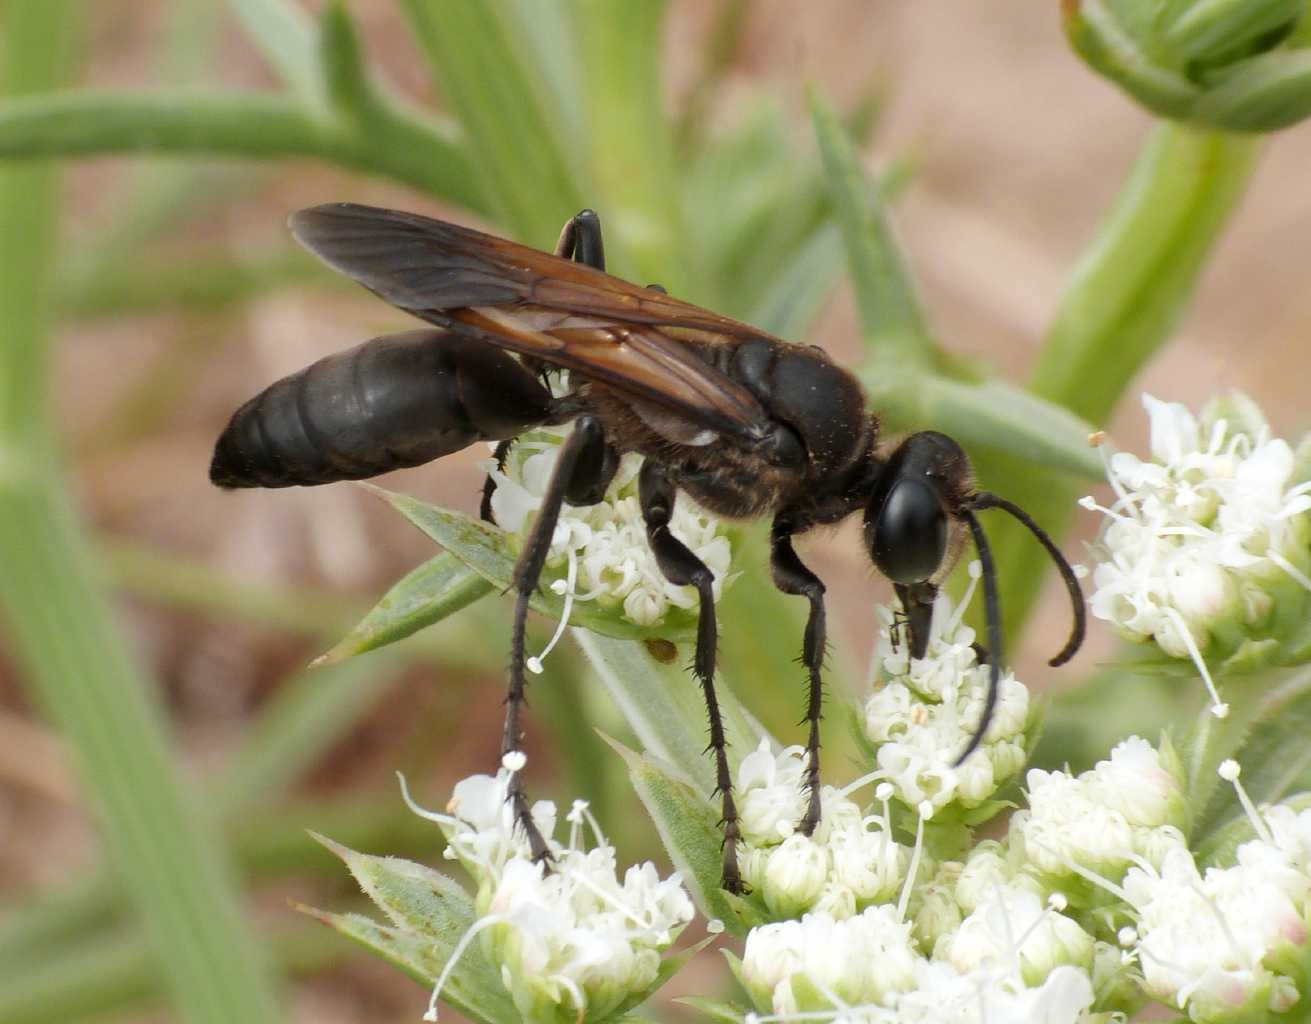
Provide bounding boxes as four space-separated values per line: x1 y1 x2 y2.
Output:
769 517 828 837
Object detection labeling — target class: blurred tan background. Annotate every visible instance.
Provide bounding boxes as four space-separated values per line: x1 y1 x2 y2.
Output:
4 2 1310 1020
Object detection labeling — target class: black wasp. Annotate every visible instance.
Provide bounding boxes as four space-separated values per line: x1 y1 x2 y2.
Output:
211 203 1085 893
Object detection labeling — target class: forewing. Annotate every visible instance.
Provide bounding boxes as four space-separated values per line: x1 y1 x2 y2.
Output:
289 203 775 439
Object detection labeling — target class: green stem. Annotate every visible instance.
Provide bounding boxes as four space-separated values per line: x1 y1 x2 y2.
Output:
978 125 1261 641
0 91 488 213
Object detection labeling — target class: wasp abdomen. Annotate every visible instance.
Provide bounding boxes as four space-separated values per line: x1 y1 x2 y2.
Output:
210 329 553 488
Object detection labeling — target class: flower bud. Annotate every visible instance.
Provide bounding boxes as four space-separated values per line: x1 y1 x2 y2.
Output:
1065 0 1311 131
761 835 830 919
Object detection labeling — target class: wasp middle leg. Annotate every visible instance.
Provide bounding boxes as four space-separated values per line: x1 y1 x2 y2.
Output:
505 413 616 863
769 517 827 836
637 461 743 893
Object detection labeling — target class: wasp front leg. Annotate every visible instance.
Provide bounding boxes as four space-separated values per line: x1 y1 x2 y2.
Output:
770 518 828 837
638 462 743 894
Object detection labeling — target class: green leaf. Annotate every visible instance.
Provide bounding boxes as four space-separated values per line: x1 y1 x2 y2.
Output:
1196 792 1311 869
309 834 518 1023
315 552 493 665
809 89 935 368
606 737 747 932
579 633 763 797
400 0 586 245
675 996 750 1023
1187 666 1311 850
301 908 505 1024
364 485 698 642
572 0 684 290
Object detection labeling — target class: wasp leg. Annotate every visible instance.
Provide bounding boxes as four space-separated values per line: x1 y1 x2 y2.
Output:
637 461 742 893
505 414 611 865
554 208 606 271
480 439 515 525
770 519 827 837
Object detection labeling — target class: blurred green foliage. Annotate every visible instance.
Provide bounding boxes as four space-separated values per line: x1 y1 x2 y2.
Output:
0 1 1300 1021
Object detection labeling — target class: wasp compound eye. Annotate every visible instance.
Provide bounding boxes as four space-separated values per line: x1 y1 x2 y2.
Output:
866 477 947 584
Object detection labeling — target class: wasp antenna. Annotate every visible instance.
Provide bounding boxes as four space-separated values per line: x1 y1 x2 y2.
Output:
955 508 1001 768
971 491 1086 667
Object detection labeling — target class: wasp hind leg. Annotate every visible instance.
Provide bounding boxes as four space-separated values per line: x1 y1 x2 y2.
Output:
637 462 744 893
770 518 828 837
504 414 615 865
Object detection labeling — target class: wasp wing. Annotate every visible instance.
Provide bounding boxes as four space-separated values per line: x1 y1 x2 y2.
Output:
289 203 776 441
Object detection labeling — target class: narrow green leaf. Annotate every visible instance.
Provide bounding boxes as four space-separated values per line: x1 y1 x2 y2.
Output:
0 92 488 214
1196 792 1311 869
606 737 745 931
745 222 846 343
225 0 320 102
809 89 935 368
572 0 684 289
400 0 586 244
676 996 751 1024
365 485 697 642
318 1 374 120
0 5 281 1021
579 632 763 797
315 552 493 665
310 834 518 1022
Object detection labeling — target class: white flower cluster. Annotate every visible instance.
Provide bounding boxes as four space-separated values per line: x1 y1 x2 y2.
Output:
1097 762 1311 1022
1009 735 1187 890
741 904 1098 1024
863 566 1033 815
400 760 694 1023
734 739 911 920
1083 393 1311 714
488 430 732 631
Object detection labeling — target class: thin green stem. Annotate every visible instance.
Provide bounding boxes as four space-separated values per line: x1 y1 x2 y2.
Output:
0 91 488 214
977 125 1261 641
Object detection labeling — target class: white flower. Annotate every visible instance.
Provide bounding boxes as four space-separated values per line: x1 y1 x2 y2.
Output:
488 430 733 637
890 961 1095 1024
1009 736 1184 889
1083 393 1311 713
400 767 693 1023
942 884 1094 987
1125 842 1308 1021
864 572 1032 815
761 835 831 918
741 906 922 1015
1081 735 1184 830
